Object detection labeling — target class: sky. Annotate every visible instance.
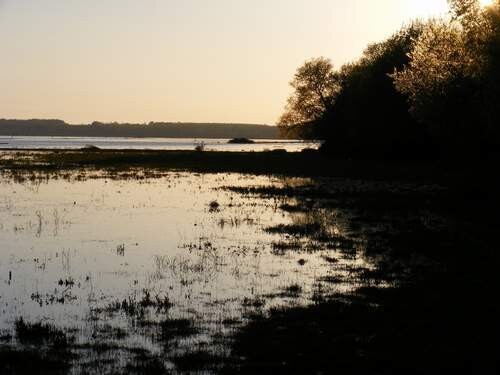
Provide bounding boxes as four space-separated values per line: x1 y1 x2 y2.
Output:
0 0 450 125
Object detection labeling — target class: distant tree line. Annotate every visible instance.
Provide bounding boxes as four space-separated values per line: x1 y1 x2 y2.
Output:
279 0 500 159
0 120 280 139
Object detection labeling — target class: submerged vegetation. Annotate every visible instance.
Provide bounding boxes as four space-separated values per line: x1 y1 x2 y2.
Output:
14 318 71 346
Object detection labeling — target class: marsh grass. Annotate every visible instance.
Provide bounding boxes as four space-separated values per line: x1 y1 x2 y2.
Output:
208 200 220 212
264 284 304 299
104 290 173 318
0 346 72 375
172 350 227 373
265 223 322 236
116 243 125 256
15 318 72 347
0 318 76 375
158 319 199 342
124 355 167 375
271 240 303 254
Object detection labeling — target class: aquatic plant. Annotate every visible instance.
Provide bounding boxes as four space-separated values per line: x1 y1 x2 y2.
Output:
15 318 72 347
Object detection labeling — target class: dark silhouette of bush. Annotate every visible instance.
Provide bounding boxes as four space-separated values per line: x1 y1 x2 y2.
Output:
280 0 500 160
393 0 500 157
279 23 433 159
320 22 430 159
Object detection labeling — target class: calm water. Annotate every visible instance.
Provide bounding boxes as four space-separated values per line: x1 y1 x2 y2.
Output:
0 136 320 152
0 170 371 373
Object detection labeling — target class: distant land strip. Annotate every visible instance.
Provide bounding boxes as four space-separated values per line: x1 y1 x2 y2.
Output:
0 119 281 139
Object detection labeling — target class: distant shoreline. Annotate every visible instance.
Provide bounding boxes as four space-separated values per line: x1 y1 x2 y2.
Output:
0 135 305 143
0 120 282 139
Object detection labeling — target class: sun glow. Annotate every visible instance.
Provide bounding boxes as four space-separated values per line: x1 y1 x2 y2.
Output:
479 0 494 7
409 0 449 18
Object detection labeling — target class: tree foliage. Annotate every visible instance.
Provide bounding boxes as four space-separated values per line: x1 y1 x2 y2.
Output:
319 22 426 158
392 21 477 135
279 0 500 158
393 0 500 151
278 57 340 138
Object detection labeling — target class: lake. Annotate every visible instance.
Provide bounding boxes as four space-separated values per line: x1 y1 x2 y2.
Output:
0 136 320 152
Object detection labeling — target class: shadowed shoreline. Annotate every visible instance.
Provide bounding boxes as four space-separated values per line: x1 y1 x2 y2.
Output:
2 149 499 196
0 148 480 179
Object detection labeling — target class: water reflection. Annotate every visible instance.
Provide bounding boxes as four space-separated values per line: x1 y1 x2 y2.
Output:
0 136 320 153
0 170 375 373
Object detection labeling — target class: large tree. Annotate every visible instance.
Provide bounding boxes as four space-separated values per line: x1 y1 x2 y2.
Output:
277 57 340 138
392 0 500 151
319 22 426 158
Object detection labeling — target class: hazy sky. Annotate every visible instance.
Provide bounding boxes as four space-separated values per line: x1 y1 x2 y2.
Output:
0 0 449 125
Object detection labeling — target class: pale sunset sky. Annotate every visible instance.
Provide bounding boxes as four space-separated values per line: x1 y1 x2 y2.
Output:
0 0 450 125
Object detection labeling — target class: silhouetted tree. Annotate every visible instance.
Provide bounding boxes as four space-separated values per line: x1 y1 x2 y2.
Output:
278 57 340 138
280 1 500 159
393 0 500 155
320 22 427 158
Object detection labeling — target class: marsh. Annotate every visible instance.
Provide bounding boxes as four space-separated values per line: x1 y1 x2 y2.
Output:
0 168 372 373
0 154 495 374
1 0 498 373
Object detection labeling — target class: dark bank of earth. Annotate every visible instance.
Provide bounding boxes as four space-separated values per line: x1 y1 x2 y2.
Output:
0 148 491 181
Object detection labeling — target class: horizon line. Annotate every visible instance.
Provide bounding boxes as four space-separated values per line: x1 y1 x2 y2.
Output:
0 118 276 127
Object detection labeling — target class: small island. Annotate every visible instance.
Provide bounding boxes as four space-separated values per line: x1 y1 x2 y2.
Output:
81 144 101 151
228 137 255 144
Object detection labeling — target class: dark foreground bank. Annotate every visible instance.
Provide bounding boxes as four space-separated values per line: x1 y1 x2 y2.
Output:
1 149 401 177
2 150 499 201
1 148 497 181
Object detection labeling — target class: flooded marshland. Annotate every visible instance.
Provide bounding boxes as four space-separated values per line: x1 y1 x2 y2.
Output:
0 168 482 374
0 170 383 373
